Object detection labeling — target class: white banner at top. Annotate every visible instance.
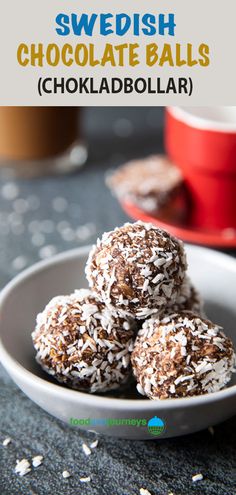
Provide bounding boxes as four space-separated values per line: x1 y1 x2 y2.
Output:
0 0 235 105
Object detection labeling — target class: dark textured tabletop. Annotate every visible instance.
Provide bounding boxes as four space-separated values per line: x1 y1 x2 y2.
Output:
0 108 235 495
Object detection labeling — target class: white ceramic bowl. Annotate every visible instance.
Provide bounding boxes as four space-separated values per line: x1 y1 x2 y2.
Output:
0 245 235 440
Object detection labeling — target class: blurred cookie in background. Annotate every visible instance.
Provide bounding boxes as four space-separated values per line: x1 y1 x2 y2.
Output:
106 154 184 214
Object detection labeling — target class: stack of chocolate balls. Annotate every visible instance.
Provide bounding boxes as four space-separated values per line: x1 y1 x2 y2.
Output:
32 221 235 399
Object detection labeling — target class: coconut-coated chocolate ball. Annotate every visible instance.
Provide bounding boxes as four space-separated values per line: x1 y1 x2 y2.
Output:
132 311 235 399
162 276 204 317
32 289 136 393
106 155 183 213
85 221 187 319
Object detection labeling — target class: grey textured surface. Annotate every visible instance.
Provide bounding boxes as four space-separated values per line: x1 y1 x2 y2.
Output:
0 107 235 495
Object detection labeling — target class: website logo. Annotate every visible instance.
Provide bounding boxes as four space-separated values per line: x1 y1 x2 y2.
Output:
69 416 166 436
147 416 165 436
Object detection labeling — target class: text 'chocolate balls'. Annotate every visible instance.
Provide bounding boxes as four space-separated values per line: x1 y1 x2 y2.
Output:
132 311 235 399
32 289 136 393
86 221 187 319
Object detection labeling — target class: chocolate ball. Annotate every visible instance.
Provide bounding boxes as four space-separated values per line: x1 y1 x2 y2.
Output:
132 311 235 399
106 155 183 213
32 290 136 393
162 276 204 317
85 221 187 319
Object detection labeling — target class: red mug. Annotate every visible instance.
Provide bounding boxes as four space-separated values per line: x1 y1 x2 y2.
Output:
165 107 236 230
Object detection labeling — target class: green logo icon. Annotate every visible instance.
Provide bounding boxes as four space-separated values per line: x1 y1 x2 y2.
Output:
147 416 165 436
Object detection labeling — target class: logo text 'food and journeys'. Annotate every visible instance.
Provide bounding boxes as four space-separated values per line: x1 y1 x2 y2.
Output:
70 416 166 437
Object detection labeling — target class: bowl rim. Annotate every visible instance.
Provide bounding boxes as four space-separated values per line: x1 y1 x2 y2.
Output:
167 106 236 133
0 245 235 411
